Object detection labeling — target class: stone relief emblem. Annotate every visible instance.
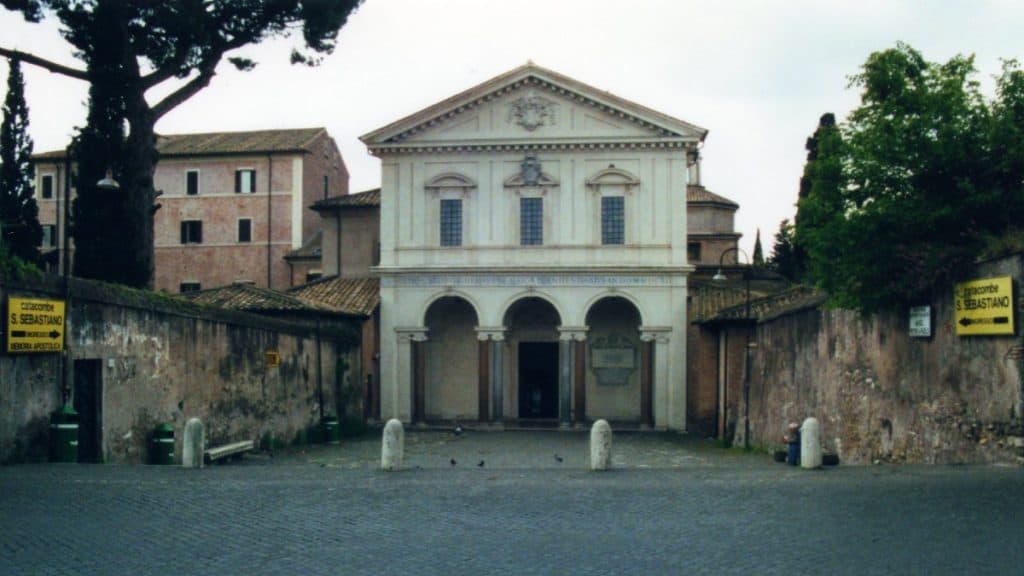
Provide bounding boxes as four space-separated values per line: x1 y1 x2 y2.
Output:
507 90 557 131
520 154 542 187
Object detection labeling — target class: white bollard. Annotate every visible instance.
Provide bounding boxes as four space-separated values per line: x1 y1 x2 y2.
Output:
801 417 822 469
590 419 613 471
182 418 204 469
381 419 404 471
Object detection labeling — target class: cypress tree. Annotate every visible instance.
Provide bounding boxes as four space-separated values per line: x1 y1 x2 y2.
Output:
0 58 42 265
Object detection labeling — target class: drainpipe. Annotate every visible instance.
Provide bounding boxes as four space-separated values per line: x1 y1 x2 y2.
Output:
316 317 324 420
335 211 342 276
266 155 273 289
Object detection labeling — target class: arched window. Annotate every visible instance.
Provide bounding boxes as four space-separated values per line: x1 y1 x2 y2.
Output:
586 166 640 246
426 173 476 247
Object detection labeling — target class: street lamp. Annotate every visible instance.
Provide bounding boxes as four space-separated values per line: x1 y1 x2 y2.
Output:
713 246 754 450
96 169 120 190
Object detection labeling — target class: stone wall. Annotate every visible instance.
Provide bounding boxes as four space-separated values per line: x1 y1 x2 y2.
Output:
1 275 359 464
734 254 1023 464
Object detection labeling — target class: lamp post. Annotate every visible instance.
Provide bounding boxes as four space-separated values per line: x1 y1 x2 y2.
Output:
712 246 754 450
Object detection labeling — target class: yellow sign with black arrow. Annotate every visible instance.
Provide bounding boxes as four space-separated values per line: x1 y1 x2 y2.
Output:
954 276 1015 336
6 297 65 353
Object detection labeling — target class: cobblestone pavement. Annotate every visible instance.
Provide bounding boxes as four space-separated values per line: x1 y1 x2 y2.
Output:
2 430 1022 575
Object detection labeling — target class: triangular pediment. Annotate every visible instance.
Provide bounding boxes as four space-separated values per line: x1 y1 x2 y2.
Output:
361 63 707 150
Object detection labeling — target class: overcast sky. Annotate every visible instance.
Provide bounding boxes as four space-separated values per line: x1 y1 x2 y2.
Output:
3 0 1024 256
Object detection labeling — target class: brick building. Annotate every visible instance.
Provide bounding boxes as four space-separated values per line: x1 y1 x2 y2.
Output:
32 127 347 292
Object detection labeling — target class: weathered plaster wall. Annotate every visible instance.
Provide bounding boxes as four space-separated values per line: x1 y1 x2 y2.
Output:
1 276 358 464
737 255 1023 464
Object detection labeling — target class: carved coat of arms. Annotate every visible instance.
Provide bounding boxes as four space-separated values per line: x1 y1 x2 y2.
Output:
507 90 557 131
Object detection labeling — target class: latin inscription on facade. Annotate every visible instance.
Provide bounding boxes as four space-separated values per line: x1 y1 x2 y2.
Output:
384 274 680 288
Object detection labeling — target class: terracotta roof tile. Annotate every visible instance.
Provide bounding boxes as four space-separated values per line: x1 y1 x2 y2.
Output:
312 188 381 211
34 128 326 160
285 229 322 260
288 276 379 317
702 285 826 324
184 282 336 313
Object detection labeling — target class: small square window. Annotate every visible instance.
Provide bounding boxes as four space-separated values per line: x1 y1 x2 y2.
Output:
235 169 256 194
186 170 200 196
179 281 201 293
41 175 54 199
520 197 543 246
180 220 203 244
440 199 462 247
41 224 57 248
238 219 252 243
688 242 702 263
601 196 625 245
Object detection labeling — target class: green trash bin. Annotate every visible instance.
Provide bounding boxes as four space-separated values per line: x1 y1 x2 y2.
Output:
49 405 79 463
322 416 341 445
150 423 175 465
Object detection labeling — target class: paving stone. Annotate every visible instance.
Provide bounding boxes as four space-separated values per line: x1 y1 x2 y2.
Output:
1 431 1021 575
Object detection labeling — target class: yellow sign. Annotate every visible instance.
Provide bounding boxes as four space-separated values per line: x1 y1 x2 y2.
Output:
6 297 66 352
265 350 281 367
954 276 1015 336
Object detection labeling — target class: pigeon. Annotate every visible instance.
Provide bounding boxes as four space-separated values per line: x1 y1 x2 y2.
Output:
450 458 457 466
477 460 485 468
554 454 563 463
454 425 463 436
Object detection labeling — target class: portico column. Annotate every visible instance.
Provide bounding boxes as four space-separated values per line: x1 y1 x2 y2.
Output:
640 327 672 429
493 330 506 422
558 327 587 427
476 327 507 423
559 326 588 425
396 327 428 424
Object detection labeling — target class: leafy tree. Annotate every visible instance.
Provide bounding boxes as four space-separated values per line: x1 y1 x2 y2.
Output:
767 219 800 280
795 44 1024 312
0 57 42 265
0 0 363 287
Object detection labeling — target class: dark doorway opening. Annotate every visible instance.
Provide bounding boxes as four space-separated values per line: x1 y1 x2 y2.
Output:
73 359 102 463
518 342 559 419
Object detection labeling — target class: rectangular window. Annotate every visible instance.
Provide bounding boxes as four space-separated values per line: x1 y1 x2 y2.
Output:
306 270 323 283
323 175 329 199
238 218 252 243
235 169 256 194
440 199 462 247
180 220 203 244
179 281 201 293
601 196 625 245
41 175 53 199
520 197 543 246
688 242 702 263
186 170 199 196
41 224 57 248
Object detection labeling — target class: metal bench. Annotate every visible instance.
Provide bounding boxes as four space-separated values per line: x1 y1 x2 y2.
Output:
204 440 254 464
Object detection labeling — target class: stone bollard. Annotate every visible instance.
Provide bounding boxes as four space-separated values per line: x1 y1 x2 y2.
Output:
590 419 613 471
801 417 822 469
381 419 404 471
182 418 205 469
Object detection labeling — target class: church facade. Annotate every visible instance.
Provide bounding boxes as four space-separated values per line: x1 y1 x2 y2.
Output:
361 64 706 430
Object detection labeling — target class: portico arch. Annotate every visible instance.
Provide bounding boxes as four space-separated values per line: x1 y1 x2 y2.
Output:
584 296 645 424
423 296 480 422
502 297 563 422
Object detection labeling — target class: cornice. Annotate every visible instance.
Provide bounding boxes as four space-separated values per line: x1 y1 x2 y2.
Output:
361 64 708 146
368 139 693 157
373 265 695 275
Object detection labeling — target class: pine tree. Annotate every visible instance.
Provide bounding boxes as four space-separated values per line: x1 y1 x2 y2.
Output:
0 58 42 265
752 228 764 267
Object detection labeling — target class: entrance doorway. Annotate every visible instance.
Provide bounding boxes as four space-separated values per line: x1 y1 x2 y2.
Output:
518 342 559 419
73 359 102 463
